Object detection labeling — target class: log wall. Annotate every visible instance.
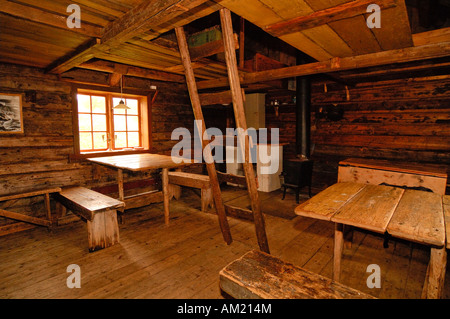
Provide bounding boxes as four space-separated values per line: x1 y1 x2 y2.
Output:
266 75 450 191
0 63 193 234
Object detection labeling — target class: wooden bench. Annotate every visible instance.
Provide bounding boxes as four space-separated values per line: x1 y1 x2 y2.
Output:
0 187 61 233
54 187 124 252
167 171 214 214
219 250 375 299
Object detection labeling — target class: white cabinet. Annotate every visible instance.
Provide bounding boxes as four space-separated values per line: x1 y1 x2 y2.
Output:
225 144 283 192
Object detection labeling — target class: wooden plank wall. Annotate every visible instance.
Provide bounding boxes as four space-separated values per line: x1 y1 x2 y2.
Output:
0 63 194 235
266 75 450 191
151 86 194 155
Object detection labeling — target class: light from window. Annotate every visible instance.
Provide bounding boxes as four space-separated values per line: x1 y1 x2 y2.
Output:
112 97 141 149
78 94 108 152
76 92 144 153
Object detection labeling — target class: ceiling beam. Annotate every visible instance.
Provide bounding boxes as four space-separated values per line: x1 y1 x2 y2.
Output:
338 59 450 80
101 0 210 48
79 60 185 83
108 73 123 87
45 38 102 75
0 0 103 38
412 27 450 47
196 41 450 89
264 0 398 37
46 0 211 74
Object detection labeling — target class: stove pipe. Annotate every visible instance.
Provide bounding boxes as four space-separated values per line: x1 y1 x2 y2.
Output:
295 55 311 159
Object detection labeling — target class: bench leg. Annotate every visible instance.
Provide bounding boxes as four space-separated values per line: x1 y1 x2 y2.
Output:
201 187 214 212
169 184 182 200
87 209 120 252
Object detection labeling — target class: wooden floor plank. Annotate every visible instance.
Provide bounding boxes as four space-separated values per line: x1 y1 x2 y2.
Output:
339 231 392 298
0 187 438 299
377 241 413 299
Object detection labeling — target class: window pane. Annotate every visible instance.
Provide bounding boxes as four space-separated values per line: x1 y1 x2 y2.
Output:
128 132 140 147
93 132 108 149
79 132 92 150
78 92 145 153
114 132 127 148
77 95 91 113
126 99 139 115
127 116 139 131
92 114 107 131
78 114 92 131
91 96 106 113
114 115 127 131
113 98 126 114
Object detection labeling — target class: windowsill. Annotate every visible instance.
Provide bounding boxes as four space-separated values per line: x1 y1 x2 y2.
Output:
69 148 151 162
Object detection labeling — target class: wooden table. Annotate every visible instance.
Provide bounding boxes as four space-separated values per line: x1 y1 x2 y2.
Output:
87 153 193 225
295 182 447 299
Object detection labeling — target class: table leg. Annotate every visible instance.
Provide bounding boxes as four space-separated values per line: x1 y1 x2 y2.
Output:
117 169 124 201
162 168 169 226
117 169 124 224
44 193 52 231
421 246 447 299
333 223 344 282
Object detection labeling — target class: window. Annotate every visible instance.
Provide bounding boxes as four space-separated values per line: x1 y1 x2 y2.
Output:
112 97 141 149
75 90 149 154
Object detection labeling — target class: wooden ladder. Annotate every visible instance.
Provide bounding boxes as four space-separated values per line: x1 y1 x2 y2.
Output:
175 8 270 253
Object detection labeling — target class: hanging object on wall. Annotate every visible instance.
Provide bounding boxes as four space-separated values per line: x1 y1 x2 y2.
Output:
272 99 279 117
317 103 344 121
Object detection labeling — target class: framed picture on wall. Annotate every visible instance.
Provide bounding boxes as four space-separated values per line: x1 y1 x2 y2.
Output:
0 93 23 134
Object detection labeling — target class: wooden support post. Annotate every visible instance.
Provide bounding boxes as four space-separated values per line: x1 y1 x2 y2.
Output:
175 26 232 245
220 8 270 254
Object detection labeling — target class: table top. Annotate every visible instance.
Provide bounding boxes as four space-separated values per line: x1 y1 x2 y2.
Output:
295 182 446 247
86 153 194 172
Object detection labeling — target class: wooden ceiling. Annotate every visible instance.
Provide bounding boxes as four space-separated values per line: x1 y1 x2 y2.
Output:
0 0 449 88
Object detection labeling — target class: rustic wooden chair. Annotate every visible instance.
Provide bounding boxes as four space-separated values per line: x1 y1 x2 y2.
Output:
281 159 314 204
